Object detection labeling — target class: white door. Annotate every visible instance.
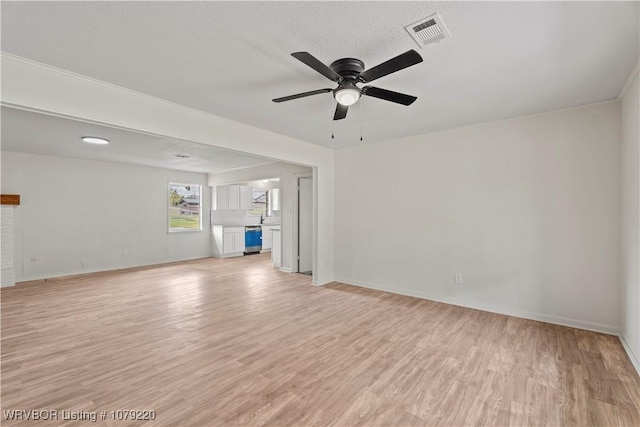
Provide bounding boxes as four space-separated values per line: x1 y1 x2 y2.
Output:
298 177 313 274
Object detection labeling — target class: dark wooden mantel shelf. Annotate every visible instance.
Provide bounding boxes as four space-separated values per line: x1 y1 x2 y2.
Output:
1 194 20 205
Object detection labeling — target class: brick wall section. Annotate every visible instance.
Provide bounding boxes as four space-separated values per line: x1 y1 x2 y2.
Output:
1 206 16 287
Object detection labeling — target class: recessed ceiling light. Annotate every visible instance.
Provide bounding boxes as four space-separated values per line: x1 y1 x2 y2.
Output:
82 136 109 145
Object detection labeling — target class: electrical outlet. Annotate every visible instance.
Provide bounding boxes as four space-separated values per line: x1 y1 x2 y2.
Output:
122 249 128 256
455 273 463 284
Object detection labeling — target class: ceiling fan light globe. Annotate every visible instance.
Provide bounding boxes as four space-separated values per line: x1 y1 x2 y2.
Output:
335 88 360 106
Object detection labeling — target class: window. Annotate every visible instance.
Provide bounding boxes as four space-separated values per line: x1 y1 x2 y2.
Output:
168 183 202 232
247 190 267 217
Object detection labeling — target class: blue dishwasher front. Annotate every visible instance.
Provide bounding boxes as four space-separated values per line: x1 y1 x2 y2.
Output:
244 226 262 254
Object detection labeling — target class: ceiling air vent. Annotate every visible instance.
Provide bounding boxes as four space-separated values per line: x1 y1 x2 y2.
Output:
405 13 451 48
173 154 191 159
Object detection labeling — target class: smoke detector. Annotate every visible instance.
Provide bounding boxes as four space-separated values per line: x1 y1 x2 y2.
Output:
405 13 451 48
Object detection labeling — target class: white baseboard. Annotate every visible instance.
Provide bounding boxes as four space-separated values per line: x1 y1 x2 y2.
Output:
619 333 640 376
15 255 212 284
212 252 244 259
279 267 292 273
333 277 619 336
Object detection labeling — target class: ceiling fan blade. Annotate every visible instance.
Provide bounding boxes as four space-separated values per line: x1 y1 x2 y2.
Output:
272 88 333 103
363 86 417 106
358 50 423 83
291 52 342 82
333 103 348 120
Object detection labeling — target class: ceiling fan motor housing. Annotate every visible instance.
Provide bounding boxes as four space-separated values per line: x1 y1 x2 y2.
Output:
330 58 365 81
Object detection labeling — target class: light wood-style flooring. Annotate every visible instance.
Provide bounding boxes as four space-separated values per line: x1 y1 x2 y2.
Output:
2 254 639 426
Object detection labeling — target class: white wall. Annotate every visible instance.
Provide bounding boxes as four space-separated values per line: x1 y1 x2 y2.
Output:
335 101 621 333
620 69 640 371
1 151 211 282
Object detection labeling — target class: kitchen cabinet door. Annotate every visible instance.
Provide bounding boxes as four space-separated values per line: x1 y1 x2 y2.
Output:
216 186 229 210
272 230 281 268
234 231 245 253
215 185 253 211
223 233 235 254
269 188 281 212
228 185 240 210
239 186 252 210
261 228 273 251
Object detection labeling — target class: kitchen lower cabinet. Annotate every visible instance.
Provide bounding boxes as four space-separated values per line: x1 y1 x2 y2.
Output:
222 233 234 254
260 225 279 252
212 226 245 258
271 228 281 268
233 231 245 253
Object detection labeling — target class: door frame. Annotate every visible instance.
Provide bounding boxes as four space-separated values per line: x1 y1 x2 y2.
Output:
293 172 313 275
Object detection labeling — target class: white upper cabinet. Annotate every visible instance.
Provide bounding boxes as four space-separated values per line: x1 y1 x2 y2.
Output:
228 185 240 209
216 185 229 210
215 184 253 210
239 186 253 210
269 188 281 212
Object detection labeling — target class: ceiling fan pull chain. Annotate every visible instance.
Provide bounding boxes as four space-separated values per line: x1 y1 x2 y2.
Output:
331 97 335 139
360 96 364 142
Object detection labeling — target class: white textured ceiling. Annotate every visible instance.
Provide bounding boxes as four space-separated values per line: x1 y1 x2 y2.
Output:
1 1 639 149
1 107 274 173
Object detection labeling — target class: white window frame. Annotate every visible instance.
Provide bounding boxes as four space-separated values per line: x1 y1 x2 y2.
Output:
168 182 203 233
247 189 268 217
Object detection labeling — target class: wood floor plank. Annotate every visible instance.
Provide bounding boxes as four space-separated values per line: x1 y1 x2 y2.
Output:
2 254 639 426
